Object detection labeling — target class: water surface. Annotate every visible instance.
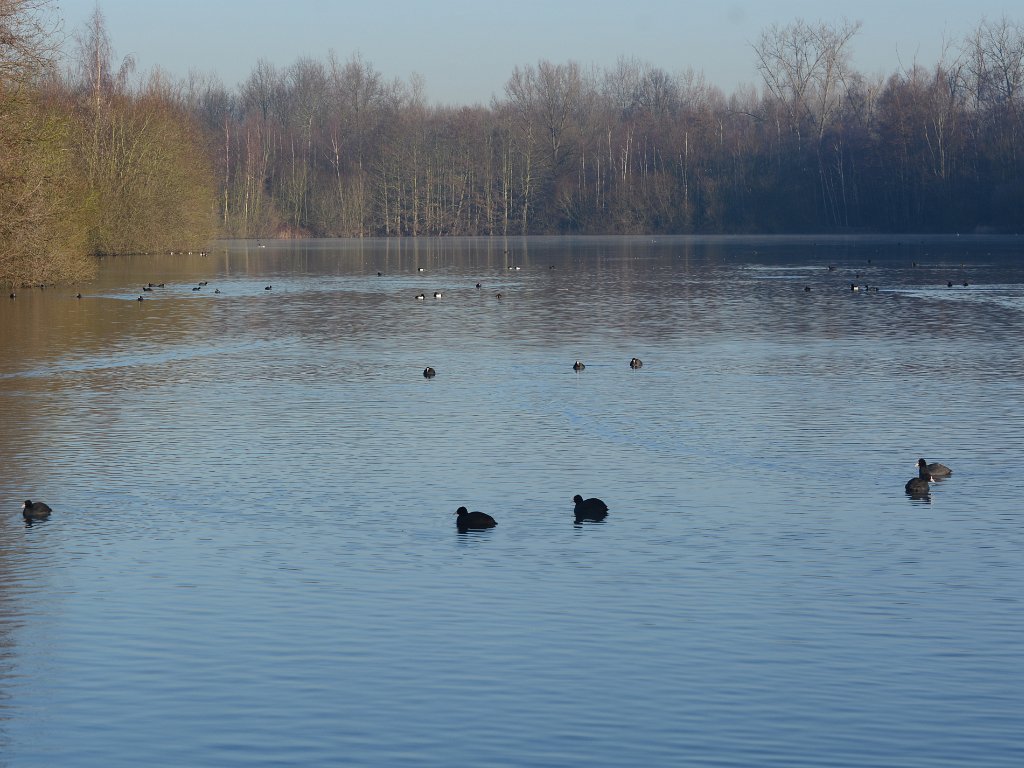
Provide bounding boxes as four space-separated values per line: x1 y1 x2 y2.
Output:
1 236 1022 766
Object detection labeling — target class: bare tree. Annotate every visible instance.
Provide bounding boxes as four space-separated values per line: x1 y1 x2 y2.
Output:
72 3 134 103
962 16 1024 113
0 0 58 87
752 18 862 226
1 0 94 285
753 18 862 145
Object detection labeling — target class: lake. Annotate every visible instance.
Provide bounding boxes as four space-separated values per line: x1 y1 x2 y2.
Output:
1 235 1022 767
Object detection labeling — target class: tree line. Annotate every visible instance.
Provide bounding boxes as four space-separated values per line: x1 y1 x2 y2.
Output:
190 15 1023 239
2 1 215 286
2 2 1022 286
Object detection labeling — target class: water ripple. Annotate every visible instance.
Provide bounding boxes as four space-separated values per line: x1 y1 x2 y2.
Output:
1 236 1022 767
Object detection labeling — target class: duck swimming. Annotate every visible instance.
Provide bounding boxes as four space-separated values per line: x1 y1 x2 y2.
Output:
573 495 608 521
905 465 932 495
918 457 952 478
456 507 496 531
22 500 52 520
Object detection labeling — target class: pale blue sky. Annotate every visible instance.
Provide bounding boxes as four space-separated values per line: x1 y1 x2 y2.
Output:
53 0 1017 104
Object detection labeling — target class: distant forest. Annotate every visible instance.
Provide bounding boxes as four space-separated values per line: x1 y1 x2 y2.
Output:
2 1 1023 284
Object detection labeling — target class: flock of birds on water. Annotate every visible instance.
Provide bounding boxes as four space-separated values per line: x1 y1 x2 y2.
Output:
11 258 634 531
20 462 949 528
454 495 610 532
12 253 959 524
424 357 642 379
905 458 954 499
5 252 979 303
19 495 612 530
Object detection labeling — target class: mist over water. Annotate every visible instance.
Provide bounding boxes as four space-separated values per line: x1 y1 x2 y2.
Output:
2 236 1022 766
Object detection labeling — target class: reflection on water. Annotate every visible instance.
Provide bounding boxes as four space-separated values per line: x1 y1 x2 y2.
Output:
1 236 1023 767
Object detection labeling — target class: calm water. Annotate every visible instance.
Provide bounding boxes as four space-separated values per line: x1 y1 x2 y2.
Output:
1 236 1022 767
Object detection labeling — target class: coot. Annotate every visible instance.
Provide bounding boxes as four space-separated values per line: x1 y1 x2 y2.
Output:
456 507 496 531
573 494 608 521
905 466 932 495
22 500 52 520
918 457 952 478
